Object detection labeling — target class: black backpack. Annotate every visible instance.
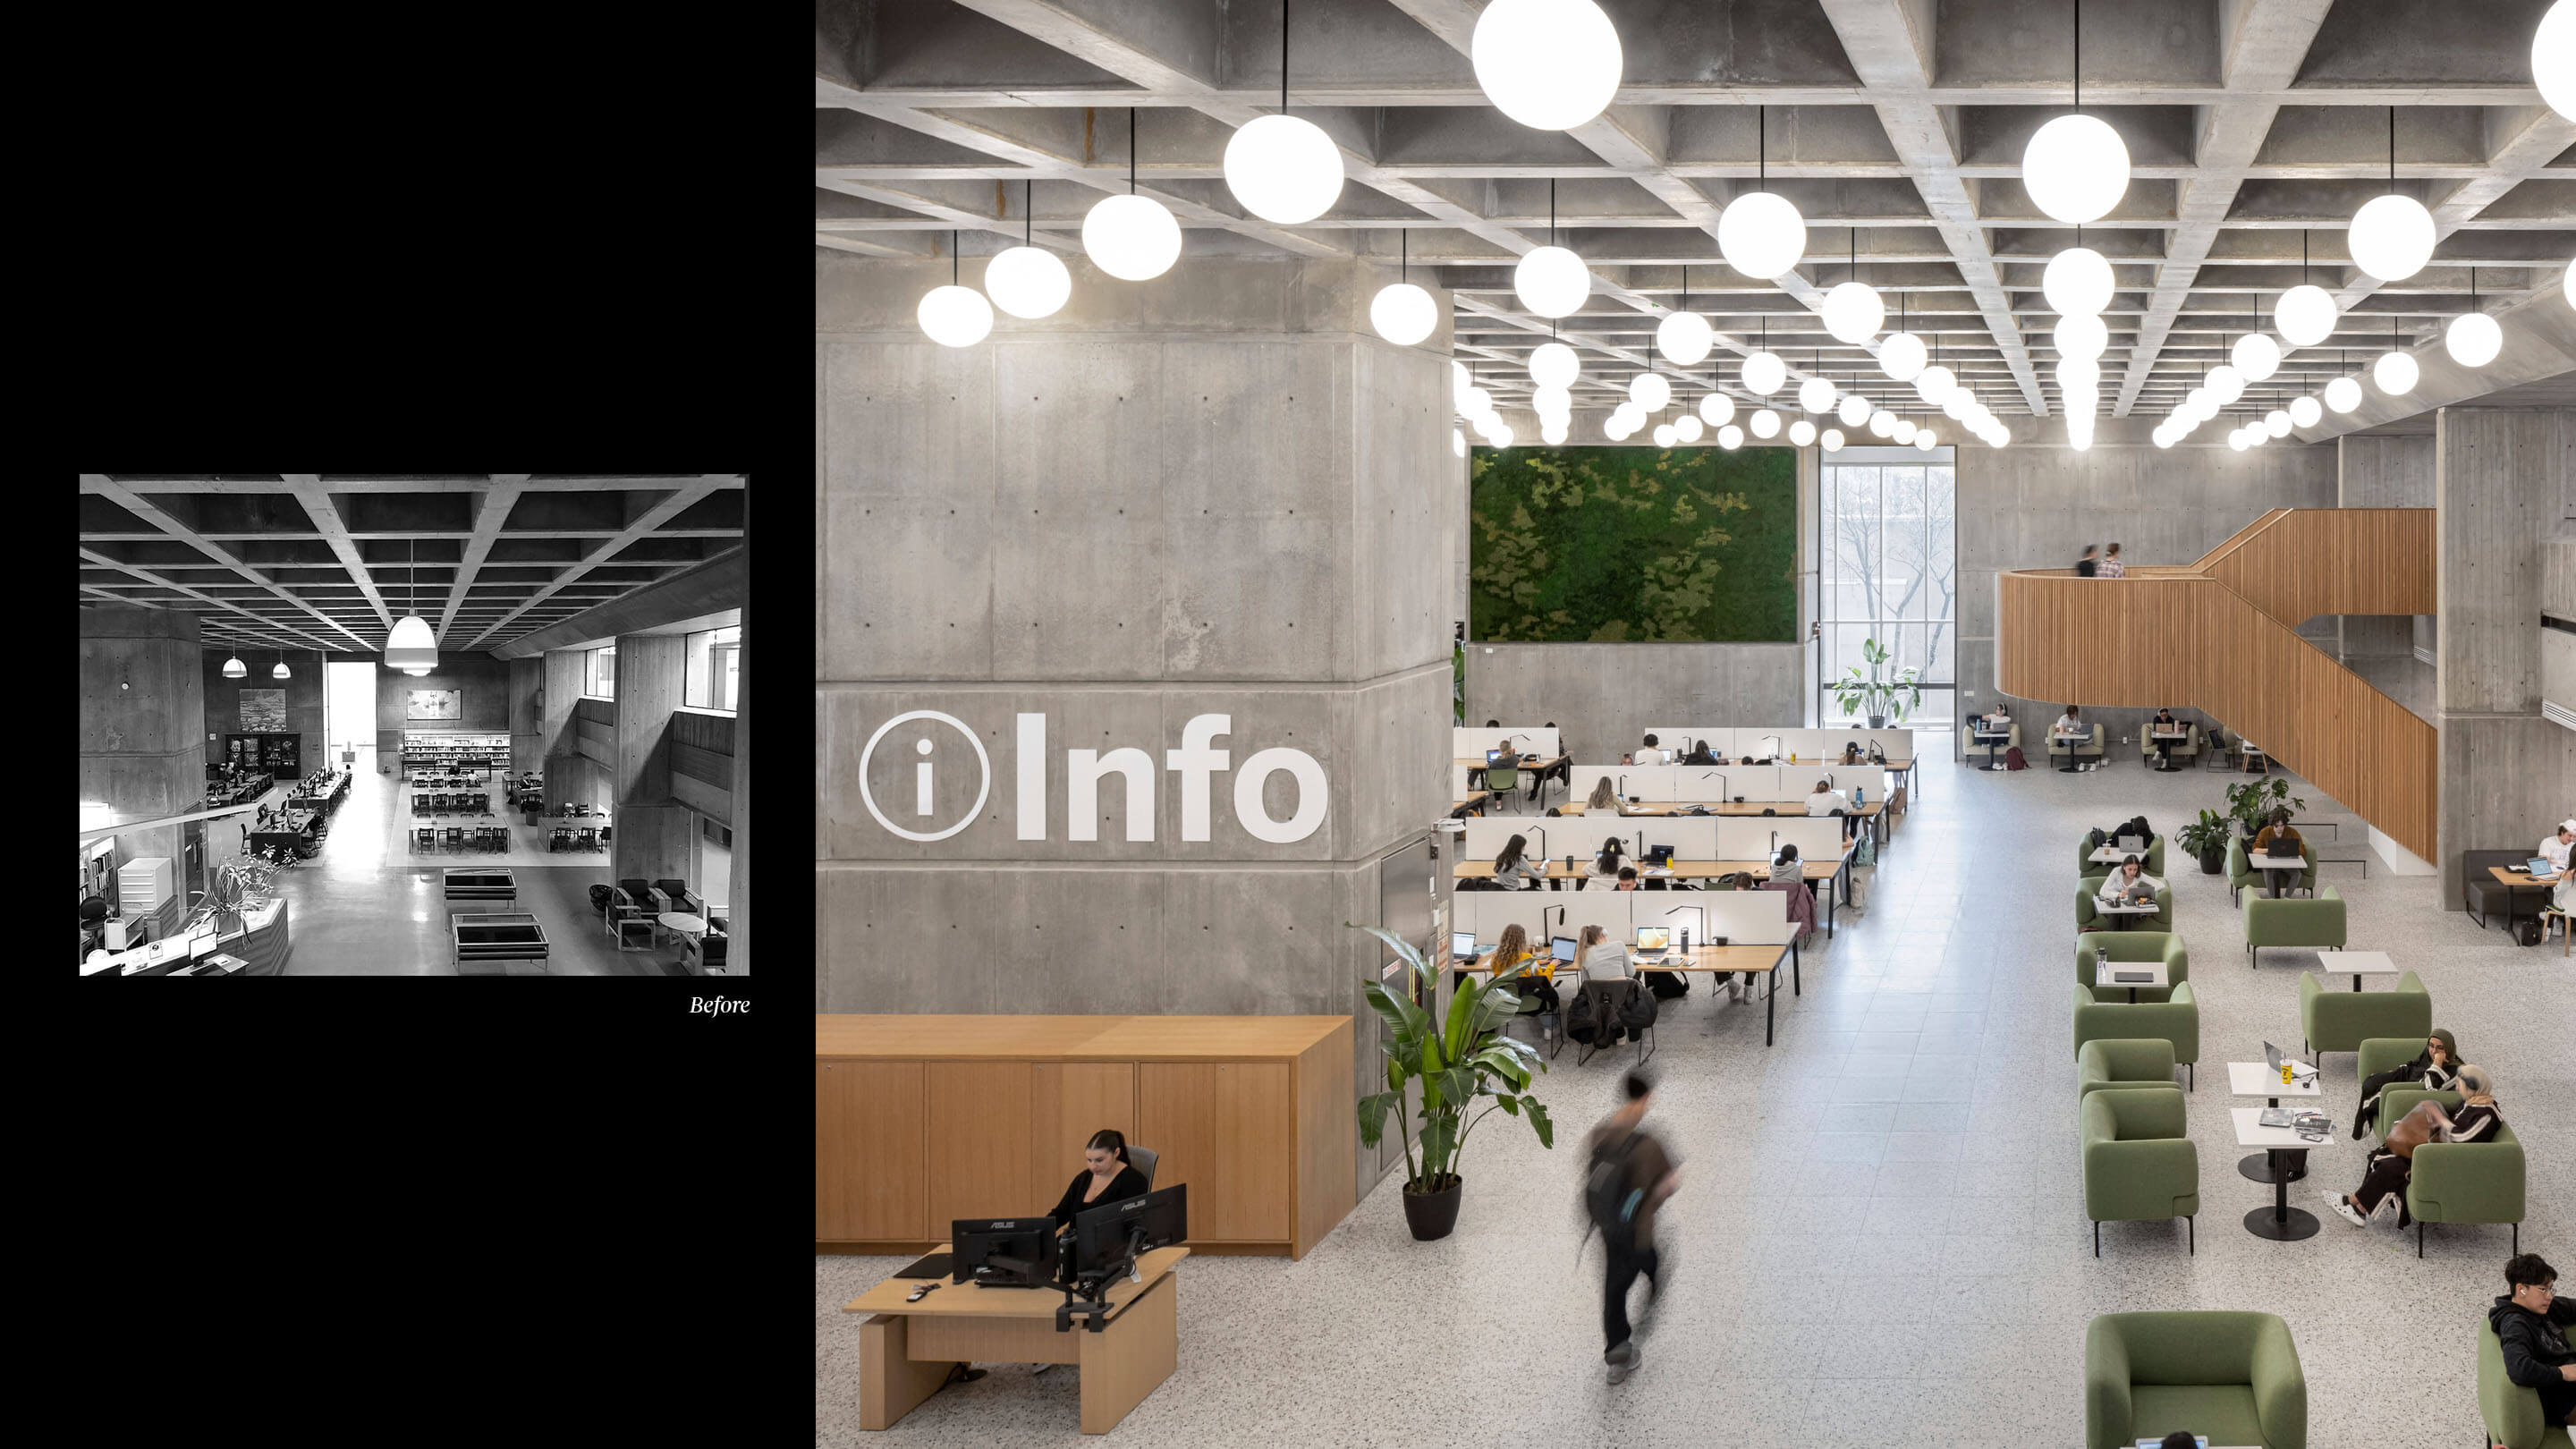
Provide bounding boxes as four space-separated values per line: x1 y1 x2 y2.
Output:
2516 916 2544 946
2084 826 2106 852
1620 986 1660 1032
1565 988 1603 1043
1584 1131 1646 1241
1647 968 1690 1000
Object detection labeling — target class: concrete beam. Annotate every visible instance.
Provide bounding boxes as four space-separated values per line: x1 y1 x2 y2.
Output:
435 476 530 647
486 547 749 660
280 474 398 633
458 478 738 651
80 475 377 651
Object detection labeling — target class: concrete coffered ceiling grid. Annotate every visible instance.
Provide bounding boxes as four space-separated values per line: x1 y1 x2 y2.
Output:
818 0 2576 427
78 476 747 657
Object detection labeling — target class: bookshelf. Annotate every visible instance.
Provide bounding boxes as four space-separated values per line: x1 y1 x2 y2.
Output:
402 731 508 773
225 733 302 778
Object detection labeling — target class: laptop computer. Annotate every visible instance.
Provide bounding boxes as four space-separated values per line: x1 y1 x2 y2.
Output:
1451 930 1479 962
1485 749 1504 764
2261 1041 2318 1080
2526 857 2557 877
1644 844 1676 867
2117 835 2145 852
1631 926 1670 959
1551 936 1578 963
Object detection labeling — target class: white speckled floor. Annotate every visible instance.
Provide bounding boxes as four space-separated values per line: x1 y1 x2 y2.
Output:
816 748 2572 1447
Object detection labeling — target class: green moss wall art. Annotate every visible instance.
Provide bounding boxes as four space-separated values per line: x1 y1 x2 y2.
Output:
1469 445 1796 643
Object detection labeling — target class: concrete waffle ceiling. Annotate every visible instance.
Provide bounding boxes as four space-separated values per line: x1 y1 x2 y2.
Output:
817 0 2576 427
79 475 746 657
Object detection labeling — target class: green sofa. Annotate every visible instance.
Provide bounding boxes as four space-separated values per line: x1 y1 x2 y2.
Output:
2085 1311 2306 1449
2244 886 2345 968
2080 1088 2198 1255
2378 1083 2525 1258
2297 969 2428 1064
2079 1038 2181 1101
2074 982 2199 1090
2079 834 2166 876
2480 1312 2576 1449
2229 836 2318 903
2079 874 2174 931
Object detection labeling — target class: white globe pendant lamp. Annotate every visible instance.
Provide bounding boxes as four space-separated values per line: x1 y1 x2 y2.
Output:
2228 428 2251 453
2205 363 2245 408
2349 109 2434 281
1369 229 1438 345
1741 349 1787 396
1750 408 1783 439
1541 420 1570 445
1798 373 1837 415
2324 372 2364 414
2374 347 2419 395
1083 109 1182 281
1868 409 1895 438
1674 413 1704 444
2540 0 2576 123
1914 364 1957 406
1699 392 1736 427
2288 394 2323 428
1630 372 1673 411
2566 258 2573 312
1454 428 1467 456
1790 419 1817 447
1820 428 1845 453
1717 108 1806 279
2274 234 2338 347
2055 357 2099 392
1656 265 1715 365
2265 408 2293 437
1889 416 1917 445
1513 180 1592 318
1837 393 1872 428
1822 281 1882 344
385 537 439 674
1224 3 1343 223
2020 7 2129 225
985 181 1072 319
1453 361 1474 411
1913 428 1938 453
2053 312 2106 363
1471 0 1624 132
1529 341 1580 390
919 231 995 348
1532 385 1572 418
1465 386 1494 417
2043 243 2114 317
1717 424 1745 450
1652 423 1676 447
2231 292 2281 382
2444 267 2502 368
1879 329 1927 382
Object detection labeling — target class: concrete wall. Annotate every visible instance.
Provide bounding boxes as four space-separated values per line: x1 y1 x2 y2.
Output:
199 648 326 778
372 654 512 755
507 657 542 773
80 607 206 936
1463 642 1808 760
2337 435 2437 662
818 250 1453 1196
2434 406 2576 906
1959 416 2339 752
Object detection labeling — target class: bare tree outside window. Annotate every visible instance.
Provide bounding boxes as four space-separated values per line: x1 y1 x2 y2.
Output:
1820 456 1957 728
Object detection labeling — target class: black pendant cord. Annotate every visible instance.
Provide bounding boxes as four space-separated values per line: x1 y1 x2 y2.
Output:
1758 106 1765 185
2072 0 2081 113
2301 228 2309 287
2388 106 2396 187
1400 228 1406 285
1681 263 1688 316
1282 0 1290 114
952 229 960 285
1549 179 1556 247
1026 180 1033 245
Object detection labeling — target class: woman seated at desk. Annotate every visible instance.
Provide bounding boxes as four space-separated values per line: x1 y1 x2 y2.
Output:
2097 855 2163 905
1047 1129 1148 1232
1491 834 1545 891
1582 777 1622 817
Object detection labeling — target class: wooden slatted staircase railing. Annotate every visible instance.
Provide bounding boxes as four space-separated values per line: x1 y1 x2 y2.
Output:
1998 509 2435 860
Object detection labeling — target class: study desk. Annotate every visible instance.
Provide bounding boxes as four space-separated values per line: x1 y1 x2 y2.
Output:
2311 950 2401 992
2232 1107 2332 1241
2250 852 2306 898
1555 799 1892 851
2088 845 2155 866
841 1246 1187 1434
1454 852 1852 938
1636 943 1798 1045
2048 729 2089 772
2483 867 2556 937
1456 755 1566 804
1970 727 2012 771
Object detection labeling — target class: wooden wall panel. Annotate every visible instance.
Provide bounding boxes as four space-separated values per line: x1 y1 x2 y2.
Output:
2196 508 2434 623
817 1061 927 1241
1030 1062 1137 1200
925 1061 1035 1225
1137 1062 1292 1241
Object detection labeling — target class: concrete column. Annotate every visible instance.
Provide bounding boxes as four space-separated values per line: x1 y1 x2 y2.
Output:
2432 406 2576 906
818 252 1453 1192
541 648 583 815
80 606 206 937
731 496 750 977
508 657 542 773
611 632 691 886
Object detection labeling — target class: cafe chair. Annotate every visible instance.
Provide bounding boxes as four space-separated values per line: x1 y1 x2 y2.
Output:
2083 1311 2305 1449
2377 1084 2525 1258
2244 889 2347 970
1482 765 1521 814
577 827 599 852
442 826 464 851
2297 967 2427 1066
413 826 435 852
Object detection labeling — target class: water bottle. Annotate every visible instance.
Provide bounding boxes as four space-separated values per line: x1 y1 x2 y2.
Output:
2094 944 2108 978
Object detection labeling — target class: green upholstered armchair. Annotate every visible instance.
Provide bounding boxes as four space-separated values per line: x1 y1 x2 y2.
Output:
2297 968 2427 1063
2078 1038 2180 1100
2355 1036 2439 1137
2244 887 2345 968
2230 836 2318 902
2078 874 2174 931
2080 1088 2198 1255
2479 1313 2575 1449
2073 981 2199 1089
2086 1312 2306 1449
2079 835 2166 876
2076 932 2189 1004
2378 1083 2525 1258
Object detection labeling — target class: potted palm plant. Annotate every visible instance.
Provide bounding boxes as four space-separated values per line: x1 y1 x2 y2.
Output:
2176 809 2232 875
1352 923 1554 1241
2224 777 2306 840
1830 637 1923 729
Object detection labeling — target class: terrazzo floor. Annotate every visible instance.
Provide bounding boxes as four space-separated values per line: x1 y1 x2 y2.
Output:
814 746 2572 1447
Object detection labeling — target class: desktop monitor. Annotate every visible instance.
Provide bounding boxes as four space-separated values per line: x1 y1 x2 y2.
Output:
1451 930 1478 960
1550 936 1578 963
189 932 215 960
1071 1183 1189 1283
1632 926 1670 953
950 1217 1060 1288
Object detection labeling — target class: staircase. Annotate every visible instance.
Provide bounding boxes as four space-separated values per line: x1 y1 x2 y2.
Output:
1998 509 2436 860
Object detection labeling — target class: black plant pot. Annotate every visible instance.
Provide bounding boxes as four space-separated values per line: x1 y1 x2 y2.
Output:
2199 845 2225 875
1866 715 1886 729
1401 1174 1463 1241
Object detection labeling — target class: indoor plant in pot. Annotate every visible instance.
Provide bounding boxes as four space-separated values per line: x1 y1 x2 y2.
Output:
1830 637 1922 730
1352 923 1553 1241
2224 777 2306 840
2176 809 2232 875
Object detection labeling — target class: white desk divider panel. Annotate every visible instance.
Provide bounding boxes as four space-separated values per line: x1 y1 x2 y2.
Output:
1785 767 1877 798
1452 726 1559 761
1566 765 1685 804
1640 727 1736 759
1460 887 1793 948
1462 817 1570 861
1820 728 1914 763
1673 889 1794 945
1717 816 1844 860
1624 818 1718 860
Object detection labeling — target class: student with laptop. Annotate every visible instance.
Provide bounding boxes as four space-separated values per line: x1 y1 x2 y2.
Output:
1802 778 1850 818
1680 738 1717 767
1591 836 1631 883
2148 707 2182 768
1575 923 1631 984
2539 820 2575 919
2250 807 2303 859
2097 855 2164 906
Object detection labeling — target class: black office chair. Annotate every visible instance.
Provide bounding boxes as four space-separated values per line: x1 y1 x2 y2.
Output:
1124 1145 1159 1190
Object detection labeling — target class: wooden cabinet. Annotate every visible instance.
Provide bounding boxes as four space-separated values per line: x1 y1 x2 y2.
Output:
815 1061 926 1241
815 1017 1352 1258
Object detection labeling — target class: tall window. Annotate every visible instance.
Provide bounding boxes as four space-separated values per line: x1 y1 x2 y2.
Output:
1819 449 1956 730
684 625 740 711
585 645 616 699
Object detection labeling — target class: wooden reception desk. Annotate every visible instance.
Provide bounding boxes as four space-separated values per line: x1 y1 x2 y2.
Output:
815 1014 1355 1259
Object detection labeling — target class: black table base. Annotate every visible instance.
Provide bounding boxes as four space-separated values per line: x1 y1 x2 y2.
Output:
2243 1146 2318 1240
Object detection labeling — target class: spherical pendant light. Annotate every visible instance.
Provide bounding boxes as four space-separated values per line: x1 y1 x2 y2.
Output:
1629 372 1673 411
1741 351 1787 395
1750 407 1782 439
2232 331 2282 384
1453 428 1467 456
1889 417 1917 445
985 245 1072 319
1541 420 1570 445
1464 386 1494 417
1914 365 1957 405
1489 421 1517 447
1877 331 1928 381
2055 357 2099 392
1369 282 1437 345
1602 416 1630 440
221 647 246 680
2445 309 2503 368
2152 429 2175 450
1082 193 1182 281
2249 422 2270 446
1837 393 1872 428
2566 258 2574 310
2043 246 2114 317
1699 392 1735 426
1651 423 1676 447
1821 428 1845 453
1674 414 1705 443
1528 341 1580 390
2541 0 2576 122
2274 284 2337 348
918 284 994 348
1797 375 1837 415
1470 0 1624 132
1868 409 1895 438
1532 385 1572 418
1941 389 1973 420
1224 114 1343 225
1453 360 1471 401
2228 428 2251 452
2349 193 2435 282
1913 428 1938 453
2288 395 2322 428
1717 191 1806 280
2265 409 2293 437
1821 281 1885 344
2021 113 2131 225
1789 419 1817 446
2373 349 2419 394
2052 313 2107 363
1717 424 1744 450
2205 363 2245 407
1514 245 1592 318
2324 375 2363 413
1656 309 1714 366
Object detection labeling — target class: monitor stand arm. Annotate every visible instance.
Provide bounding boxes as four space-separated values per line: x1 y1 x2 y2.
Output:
1053 1229 1154 1334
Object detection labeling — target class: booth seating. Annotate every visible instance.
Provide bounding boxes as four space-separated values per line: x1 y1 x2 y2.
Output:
2297 969 2428 1065
2244 888 2346 968
2080 1088 2198 1255
452 911 549 973
2478 1313 2573 1449
2137 723 2202 768
2377 1083 2524 1257
2083 1312 2306 1449
2072 936 2199 1089
442 868 516 907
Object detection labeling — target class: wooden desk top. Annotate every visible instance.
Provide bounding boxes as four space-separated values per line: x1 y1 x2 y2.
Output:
2489 865 2557 886
815 1014 1348 1061
1635 944 1789 975
842 1246 1189 1319
1550 801 1882 818
1453 754 1566 768
1455 858 1842 882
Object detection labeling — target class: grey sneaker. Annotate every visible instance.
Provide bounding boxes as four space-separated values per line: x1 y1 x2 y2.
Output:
1606 1342 1640 1384
2321 1192 2368 1229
